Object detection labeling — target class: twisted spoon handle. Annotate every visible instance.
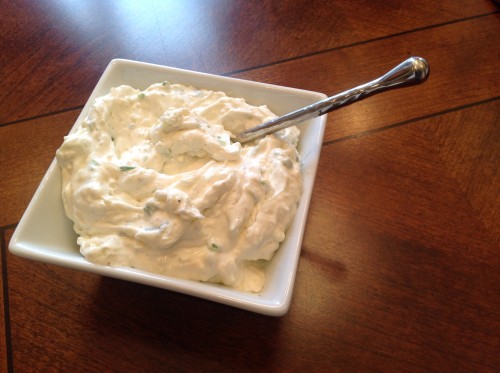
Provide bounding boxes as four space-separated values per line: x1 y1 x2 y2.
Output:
233 57 430 143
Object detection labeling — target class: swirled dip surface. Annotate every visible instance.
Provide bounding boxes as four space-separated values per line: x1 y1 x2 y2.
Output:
56 82 302 292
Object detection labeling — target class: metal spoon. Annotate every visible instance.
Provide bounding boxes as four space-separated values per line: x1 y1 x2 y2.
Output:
231 56 429 144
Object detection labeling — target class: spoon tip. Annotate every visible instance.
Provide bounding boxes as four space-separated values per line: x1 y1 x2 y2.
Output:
411 56 430 82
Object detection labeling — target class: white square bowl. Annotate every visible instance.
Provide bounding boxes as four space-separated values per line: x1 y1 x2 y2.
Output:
9 59 327 316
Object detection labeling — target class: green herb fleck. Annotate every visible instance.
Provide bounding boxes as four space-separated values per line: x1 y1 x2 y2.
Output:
162 81 170 87
111 136 115 142
210 243 220 252
143 204 158 216
217 136 227 146
120 166 136 172
90 159 100 166
138 93 146 99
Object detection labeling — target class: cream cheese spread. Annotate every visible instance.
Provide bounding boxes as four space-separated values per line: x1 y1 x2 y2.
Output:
56 82 302 292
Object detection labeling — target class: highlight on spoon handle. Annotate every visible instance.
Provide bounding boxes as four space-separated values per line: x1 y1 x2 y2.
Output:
233 57 430 144
375 56 430 90
315 56 430 116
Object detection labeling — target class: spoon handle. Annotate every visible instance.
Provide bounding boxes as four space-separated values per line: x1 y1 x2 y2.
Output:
233 56 430 143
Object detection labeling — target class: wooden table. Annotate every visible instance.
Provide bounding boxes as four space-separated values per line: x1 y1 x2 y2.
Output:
1 1 499 371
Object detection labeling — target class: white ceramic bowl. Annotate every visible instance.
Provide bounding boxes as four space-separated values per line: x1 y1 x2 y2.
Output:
9 59 327 316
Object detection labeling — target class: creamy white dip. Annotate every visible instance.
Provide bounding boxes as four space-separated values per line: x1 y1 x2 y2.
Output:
56 82 302 292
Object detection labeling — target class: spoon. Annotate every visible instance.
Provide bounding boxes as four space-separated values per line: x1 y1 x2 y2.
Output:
231 56 429 144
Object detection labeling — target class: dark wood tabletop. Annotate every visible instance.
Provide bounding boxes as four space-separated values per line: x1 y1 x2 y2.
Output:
1 1 499 371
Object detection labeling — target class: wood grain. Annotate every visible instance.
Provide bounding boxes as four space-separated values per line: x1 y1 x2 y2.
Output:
235 14 500 142
2 1 499 371
0 110 79 227
300 100 500 371
0 1 495 124
1 15 499 227
4 100 499 372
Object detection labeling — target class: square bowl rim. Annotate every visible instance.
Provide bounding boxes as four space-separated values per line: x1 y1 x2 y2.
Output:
9 58 327 316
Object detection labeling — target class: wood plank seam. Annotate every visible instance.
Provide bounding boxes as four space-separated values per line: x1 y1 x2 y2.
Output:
0 12 497 130
223 11 500 77
324 96 500 146
0 106 84 130
0 225 17 232
0 228 13 373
